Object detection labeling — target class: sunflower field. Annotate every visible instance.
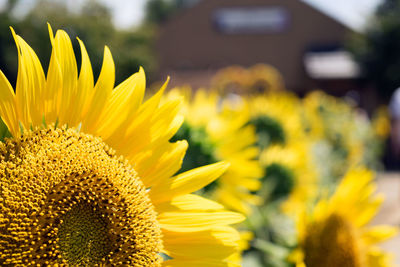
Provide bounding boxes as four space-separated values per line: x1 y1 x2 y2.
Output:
0 26 397 267
165 64 397 267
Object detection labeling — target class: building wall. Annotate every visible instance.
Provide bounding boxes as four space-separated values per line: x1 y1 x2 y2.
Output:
157 0 353 91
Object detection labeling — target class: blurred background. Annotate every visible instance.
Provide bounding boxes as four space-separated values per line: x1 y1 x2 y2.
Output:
0 0 389 99
2 0 400 164
0 0 382 94
3 0 400 265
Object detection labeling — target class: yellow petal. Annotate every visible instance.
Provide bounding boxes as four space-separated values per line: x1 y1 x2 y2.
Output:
125 98 183 157
135 140 187 188
0 70 18 136
363 225 398 244
366 246 394 267
156 194 225 212
164 242 237 261
72 37 94 126
159 211 244 232
163 226 240 246
52 29 78 126
163 259 233 267
82 46 114 132
150 162 229 204
44 23 62 123
105 78 169 152
11 27 46 128
96 67 145 139
163 228 239 260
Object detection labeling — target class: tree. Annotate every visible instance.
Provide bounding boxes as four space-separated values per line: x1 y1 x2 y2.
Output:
0 0 156 85
349 0 400 101
145 0 196 25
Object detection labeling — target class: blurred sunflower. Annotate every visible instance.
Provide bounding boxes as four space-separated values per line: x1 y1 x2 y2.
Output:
169 89 263 215
211 64 284 95
248 92 305 149
372 106 391 140
303 91 363 170
303 91 386 179
292 168 397 267
246 64 285 93
0 25 244 266
247 93 317 212
260 143 317 214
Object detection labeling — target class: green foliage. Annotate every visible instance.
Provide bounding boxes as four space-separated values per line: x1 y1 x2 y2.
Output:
145 0 195 25
349 0 400 100
145 0 177 24
0 118 11 141
245 202 297 267
0 0 156 86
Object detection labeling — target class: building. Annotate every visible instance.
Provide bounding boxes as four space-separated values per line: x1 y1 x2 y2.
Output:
156 0 360 95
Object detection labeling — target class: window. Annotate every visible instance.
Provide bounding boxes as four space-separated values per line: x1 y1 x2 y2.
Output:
213 7 290 34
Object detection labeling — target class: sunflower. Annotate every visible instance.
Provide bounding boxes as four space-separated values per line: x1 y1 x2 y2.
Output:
292 168 397 267
302 91 366 176
168 89 263 215
211 64 285 95
247 93 317 213
260 143 317 213
248 92 306 147
372 106 391 140
0 25 245 266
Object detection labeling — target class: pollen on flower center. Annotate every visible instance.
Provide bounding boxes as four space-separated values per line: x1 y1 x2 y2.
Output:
57 203 112 265
0 127 162 266
304 213 361 267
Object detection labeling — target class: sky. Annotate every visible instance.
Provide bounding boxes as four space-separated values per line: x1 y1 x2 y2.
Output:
4 0 384 31
99 0 147 29
100 0 383 31
302 0 383 30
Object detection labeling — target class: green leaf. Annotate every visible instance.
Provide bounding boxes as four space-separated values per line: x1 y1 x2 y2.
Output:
0 117 11 141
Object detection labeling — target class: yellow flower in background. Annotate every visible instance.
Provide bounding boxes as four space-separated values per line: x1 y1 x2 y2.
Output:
247 64 285 93
248 92 306 147
168 88 263 215
302 91 332 139
303 91 363 164
0 25 244 266
372 106 391 139
293 168 397 267
260 143 317 215
302 90 387 177
302 91 358 139
211 64 285 95
211 65 249 94
247 92 317 211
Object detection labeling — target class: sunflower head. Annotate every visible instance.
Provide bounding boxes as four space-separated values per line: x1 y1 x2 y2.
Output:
294 168 398 267
264 163 295 200
0 127 162 265
250 115 286 149
0 25 245 266
303 213 360 267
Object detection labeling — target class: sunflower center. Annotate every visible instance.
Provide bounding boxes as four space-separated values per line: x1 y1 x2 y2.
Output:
250 115 286 149
264 163 295 200
58 203 112 265
304 213 361 267
0 127 162 266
